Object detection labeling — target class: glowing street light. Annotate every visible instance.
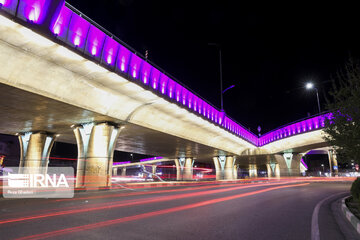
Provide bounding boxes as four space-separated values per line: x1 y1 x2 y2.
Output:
222 85 235 94
306 82 321 114
306 82 314 89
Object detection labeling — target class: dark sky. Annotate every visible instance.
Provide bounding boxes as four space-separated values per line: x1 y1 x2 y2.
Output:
66 0 360 134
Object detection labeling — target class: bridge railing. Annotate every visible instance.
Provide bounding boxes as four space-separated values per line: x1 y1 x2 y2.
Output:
0 0 260 146
258 112 331 146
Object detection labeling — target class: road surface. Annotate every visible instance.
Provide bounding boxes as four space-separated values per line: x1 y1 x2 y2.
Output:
0 180 358 240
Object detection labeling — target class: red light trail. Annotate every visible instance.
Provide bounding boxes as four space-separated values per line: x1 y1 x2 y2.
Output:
0 181 298 226
14 183 309 240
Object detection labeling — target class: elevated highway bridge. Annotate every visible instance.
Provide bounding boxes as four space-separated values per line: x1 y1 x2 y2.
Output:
0 0 336 188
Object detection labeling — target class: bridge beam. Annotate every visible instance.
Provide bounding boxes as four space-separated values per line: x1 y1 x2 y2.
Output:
18 132 56 174
73 122 120 189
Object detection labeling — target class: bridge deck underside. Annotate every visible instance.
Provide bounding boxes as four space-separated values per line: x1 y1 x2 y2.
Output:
0 83 224 162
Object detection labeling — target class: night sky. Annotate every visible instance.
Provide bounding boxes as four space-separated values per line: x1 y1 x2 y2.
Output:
66 1 360 134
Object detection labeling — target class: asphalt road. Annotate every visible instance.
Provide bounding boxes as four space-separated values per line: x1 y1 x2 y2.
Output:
0 180 358 240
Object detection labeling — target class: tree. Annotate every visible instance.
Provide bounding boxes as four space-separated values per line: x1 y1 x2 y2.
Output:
324 59 360 164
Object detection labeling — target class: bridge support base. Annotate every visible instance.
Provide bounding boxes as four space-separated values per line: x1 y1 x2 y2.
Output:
18 132 56 174
73 122 120 189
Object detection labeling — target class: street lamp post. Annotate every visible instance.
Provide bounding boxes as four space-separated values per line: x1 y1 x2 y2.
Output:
208 43 224 111
306 82 321 114
321 164 325 175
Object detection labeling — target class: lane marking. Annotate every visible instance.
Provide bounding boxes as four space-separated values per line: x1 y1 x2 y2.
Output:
311 192 348 240
15 183 309 240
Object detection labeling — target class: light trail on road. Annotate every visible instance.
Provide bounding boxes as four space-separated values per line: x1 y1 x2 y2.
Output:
14 183 309 240
0 181 299 225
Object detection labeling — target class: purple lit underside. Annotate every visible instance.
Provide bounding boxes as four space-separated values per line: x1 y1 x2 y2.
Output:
0 1 329 147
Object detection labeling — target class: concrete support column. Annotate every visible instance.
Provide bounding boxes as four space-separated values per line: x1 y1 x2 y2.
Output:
266 164 271 177
328 149 338 176
213 156 226 180
249 164 257 178
275 164 280 177
152 165 157 175
274 153 302 177
112 168 118 176
213 156 223 180
175 157 193 180
73 122 121 189
121 168 126 177
18 132 56 174
175 158 182 181
213 156 237 180
183 158 193 180
266 163 280 178
224 156 237 180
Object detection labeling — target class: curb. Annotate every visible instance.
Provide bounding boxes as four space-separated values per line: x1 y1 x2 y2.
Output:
341 197 360 234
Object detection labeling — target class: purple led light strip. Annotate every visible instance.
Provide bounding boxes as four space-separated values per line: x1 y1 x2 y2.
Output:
113 161 131 165
140 157 163 162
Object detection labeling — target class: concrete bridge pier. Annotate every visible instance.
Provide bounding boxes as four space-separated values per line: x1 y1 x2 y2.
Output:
121 168 126 176
73 122 121 189
266 163 280 178
152 165 157 175
224 156 237 180
273 153 302 177
213 156 237 180
213 156 223 180
175 157 193 180
18 132 56 174
328 149 339 176
112 167 118 176
249 164 258 178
